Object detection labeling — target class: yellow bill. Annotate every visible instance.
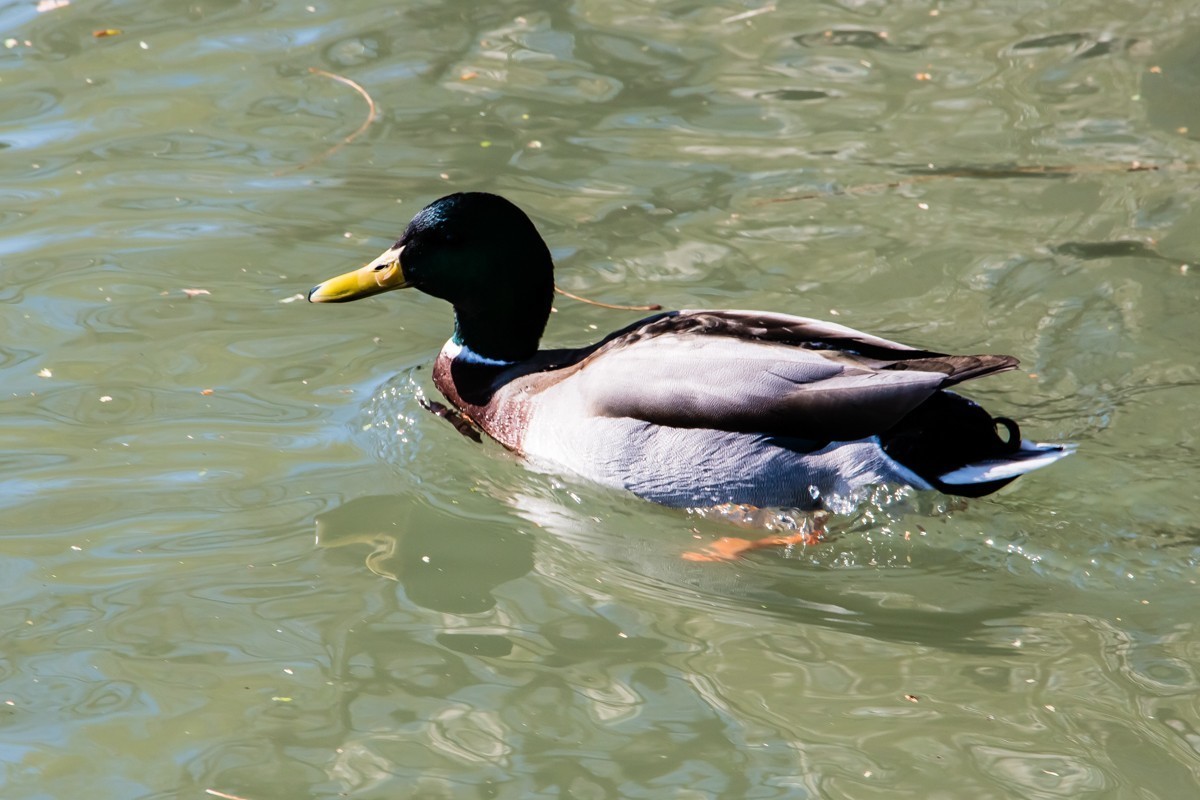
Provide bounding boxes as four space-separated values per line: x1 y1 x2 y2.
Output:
308 244 410 303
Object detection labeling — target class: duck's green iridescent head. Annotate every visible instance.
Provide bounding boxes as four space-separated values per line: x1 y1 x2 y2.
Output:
309 192 556 362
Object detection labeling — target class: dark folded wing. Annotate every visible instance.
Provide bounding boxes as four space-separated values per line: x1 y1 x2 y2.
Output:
570 310 1017 441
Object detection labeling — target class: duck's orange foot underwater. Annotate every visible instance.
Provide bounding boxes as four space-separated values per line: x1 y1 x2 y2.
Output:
682 512 827 562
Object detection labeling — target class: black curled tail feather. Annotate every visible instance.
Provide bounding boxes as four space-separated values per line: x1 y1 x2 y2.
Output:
879 391 1024 497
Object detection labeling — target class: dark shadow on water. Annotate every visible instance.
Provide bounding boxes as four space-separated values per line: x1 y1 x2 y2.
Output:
643 555 1037 656
748 571 1033 656
315 494 534 615
507 489 1041 656
1051 240 1175 262
314 486 1041 657
757 89 833 102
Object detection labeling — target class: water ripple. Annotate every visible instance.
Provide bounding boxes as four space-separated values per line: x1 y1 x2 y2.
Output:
1 1 1199 798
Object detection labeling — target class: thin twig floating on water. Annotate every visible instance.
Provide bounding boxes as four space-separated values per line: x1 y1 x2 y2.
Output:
281 67 378 174
554 286 662 312
206 790 254 800
757 160 1176 205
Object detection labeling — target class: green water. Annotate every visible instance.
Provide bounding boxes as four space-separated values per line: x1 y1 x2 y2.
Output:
3 0 1200 797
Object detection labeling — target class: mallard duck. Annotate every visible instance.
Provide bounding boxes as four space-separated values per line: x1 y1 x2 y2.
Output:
309 192 1072 511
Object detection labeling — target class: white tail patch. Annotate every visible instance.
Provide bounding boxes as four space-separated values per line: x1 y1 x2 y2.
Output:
939 442 1075 485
